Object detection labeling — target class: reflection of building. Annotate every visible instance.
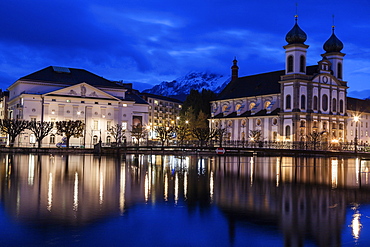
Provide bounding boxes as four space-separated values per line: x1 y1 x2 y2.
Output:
6 66 149 147
210 17 370 144
140 93 183 139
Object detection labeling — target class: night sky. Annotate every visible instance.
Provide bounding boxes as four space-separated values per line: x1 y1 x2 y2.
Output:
0 1 369 96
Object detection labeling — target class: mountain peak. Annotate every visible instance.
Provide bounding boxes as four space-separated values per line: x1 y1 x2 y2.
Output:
143 71 230 97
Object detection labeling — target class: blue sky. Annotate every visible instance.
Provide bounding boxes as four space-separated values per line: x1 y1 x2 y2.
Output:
0 0 369 96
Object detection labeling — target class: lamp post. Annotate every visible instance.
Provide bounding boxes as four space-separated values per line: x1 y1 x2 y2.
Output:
354 116 359 153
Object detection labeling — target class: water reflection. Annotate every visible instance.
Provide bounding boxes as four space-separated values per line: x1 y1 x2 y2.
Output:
1 154 370 246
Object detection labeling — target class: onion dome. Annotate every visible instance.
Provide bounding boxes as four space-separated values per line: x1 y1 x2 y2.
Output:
285 16 307 44
323 27 343 53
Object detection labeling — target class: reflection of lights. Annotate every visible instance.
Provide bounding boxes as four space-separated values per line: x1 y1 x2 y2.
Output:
164 173 168 201
144 172 149 202
99 171 104 205
210 171 214 201
120 162 126 214
198 158 205 175
184 171 188 200
356 158 360 184
174 173 179 204
73 172 79 211
28 154 35 185
250 156 254 186
47 173 53 212
276 157 280 187
331 159 338 189
350 204 362 241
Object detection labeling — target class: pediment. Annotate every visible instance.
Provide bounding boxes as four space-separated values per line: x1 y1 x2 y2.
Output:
43 82 120 100
312 74 341 86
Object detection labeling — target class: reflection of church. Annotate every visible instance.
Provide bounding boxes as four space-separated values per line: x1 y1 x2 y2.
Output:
210 17 370 144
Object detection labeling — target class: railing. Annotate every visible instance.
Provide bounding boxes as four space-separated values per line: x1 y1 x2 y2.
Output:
100 140 370 153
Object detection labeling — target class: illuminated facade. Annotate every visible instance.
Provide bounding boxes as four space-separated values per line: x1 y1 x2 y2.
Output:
210 18 370 144
140 93 182 139
6 66 149 147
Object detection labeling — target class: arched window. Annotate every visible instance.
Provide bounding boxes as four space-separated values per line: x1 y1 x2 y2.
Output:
313 96 318 110
338 63 343 79
287 55 293 72
332 98 337 112
300 55 305 73
285 125 291 139
50 134 55 144
286 95 291 109
301 95 306 110
339 100 344 113
322 94 328 111
264 101 271 109
249 102 256 110
300 120 305 127
107 136 111 144
93 135 98 144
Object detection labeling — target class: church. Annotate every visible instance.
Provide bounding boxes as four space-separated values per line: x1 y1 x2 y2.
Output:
210 17 370 145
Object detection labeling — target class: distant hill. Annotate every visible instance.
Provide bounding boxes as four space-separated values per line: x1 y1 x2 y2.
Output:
142 71 230 100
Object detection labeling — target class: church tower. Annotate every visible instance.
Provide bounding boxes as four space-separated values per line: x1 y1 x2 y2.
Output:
322 26 345 80
231 57 239 81
283 16 309 75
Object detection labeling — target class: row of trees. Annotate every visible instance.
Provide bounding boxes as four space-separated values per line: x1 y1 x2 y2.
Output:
0 119 85 148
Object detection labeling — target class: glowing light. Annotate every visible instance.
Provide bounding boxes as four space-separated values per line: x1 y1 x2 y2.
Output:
331 159 338 189
164 173 168 201
184 171 188 200
210 171 214 201
28 154 35 185
77 111 81 115
350 204 362 240
73 172 79 211
47 172 53 212
250 156 254 185
276 157 280 187
174 173 179 204
99 171 104 205
120 162 126 214
145 172 149 202
356 158 360 184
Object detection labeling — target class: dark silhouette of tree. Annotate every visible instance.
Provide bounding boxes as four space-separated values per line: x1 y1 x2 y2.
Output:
108 123 126 145
214 127 227 147
307 131 325 150
55 120 85 148
0 119 29 147
249 130 262 142
130 125 147 145
176 125 190 145
28 120 54 148
192 127 217 147
155 126 176 146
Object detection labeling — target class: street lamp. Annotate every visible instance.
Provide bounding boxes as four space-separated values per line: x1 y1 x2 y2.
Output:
354 116 360 153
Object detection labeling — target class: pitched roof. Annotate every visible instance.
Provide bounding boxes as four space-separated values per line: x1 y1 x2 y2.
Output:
19 66 124 89
347 97 370 113
216 65 318 100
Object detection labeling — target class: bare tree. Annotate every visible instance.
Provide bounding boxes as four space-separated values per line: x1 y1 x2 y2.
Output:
249 130 262 142
192 127 217 147
28 121 54 148
175 125 190 145
307 131 325 150
155 126 176 146
130 125 147 145
55 120 85 148
0 119 29 147
108 123 126 145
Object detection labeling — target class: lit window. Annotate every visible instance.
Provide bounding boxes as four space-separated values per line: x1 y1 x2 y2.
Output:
93 120 98 130
66 100 71 103
122 122 127 130
123 104 127 107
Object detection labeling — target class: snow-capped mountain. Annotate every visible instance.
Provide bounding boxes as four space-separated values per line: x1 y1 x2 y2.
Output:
142 72 230 99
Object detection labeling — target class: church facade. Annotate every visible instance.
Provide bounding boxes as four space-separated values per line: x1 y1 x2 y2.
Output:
210 18 370 145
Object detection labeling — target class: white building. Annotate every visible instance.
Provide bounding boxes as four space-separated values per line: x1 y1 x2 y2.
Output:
7 66 149 147
210 17 370 145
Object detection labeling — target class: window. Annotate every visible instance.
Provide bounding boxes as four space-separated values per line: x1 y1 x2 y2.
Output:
93 135 98 144
256 119 262 126
272 118 278 125
108 103 111 105
313 96 318 110
235 104 241 111
93 120 98 130
285 125 291 139
31 117 36 122
50 134 55 144
107 121 111 130
249 102 256 110
333 98 337 112
300 120 305 127
286 95 291 109
81 101 85 103
339 100 344 113
66 100 71 103
95 102 99 104
301 95 306 110
107 136 111 144
123 104 127 107
287 55 293 72
300 55 305 73
338 63 343 79
52 99 56 101
122 122 127 130
322 94 328 111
